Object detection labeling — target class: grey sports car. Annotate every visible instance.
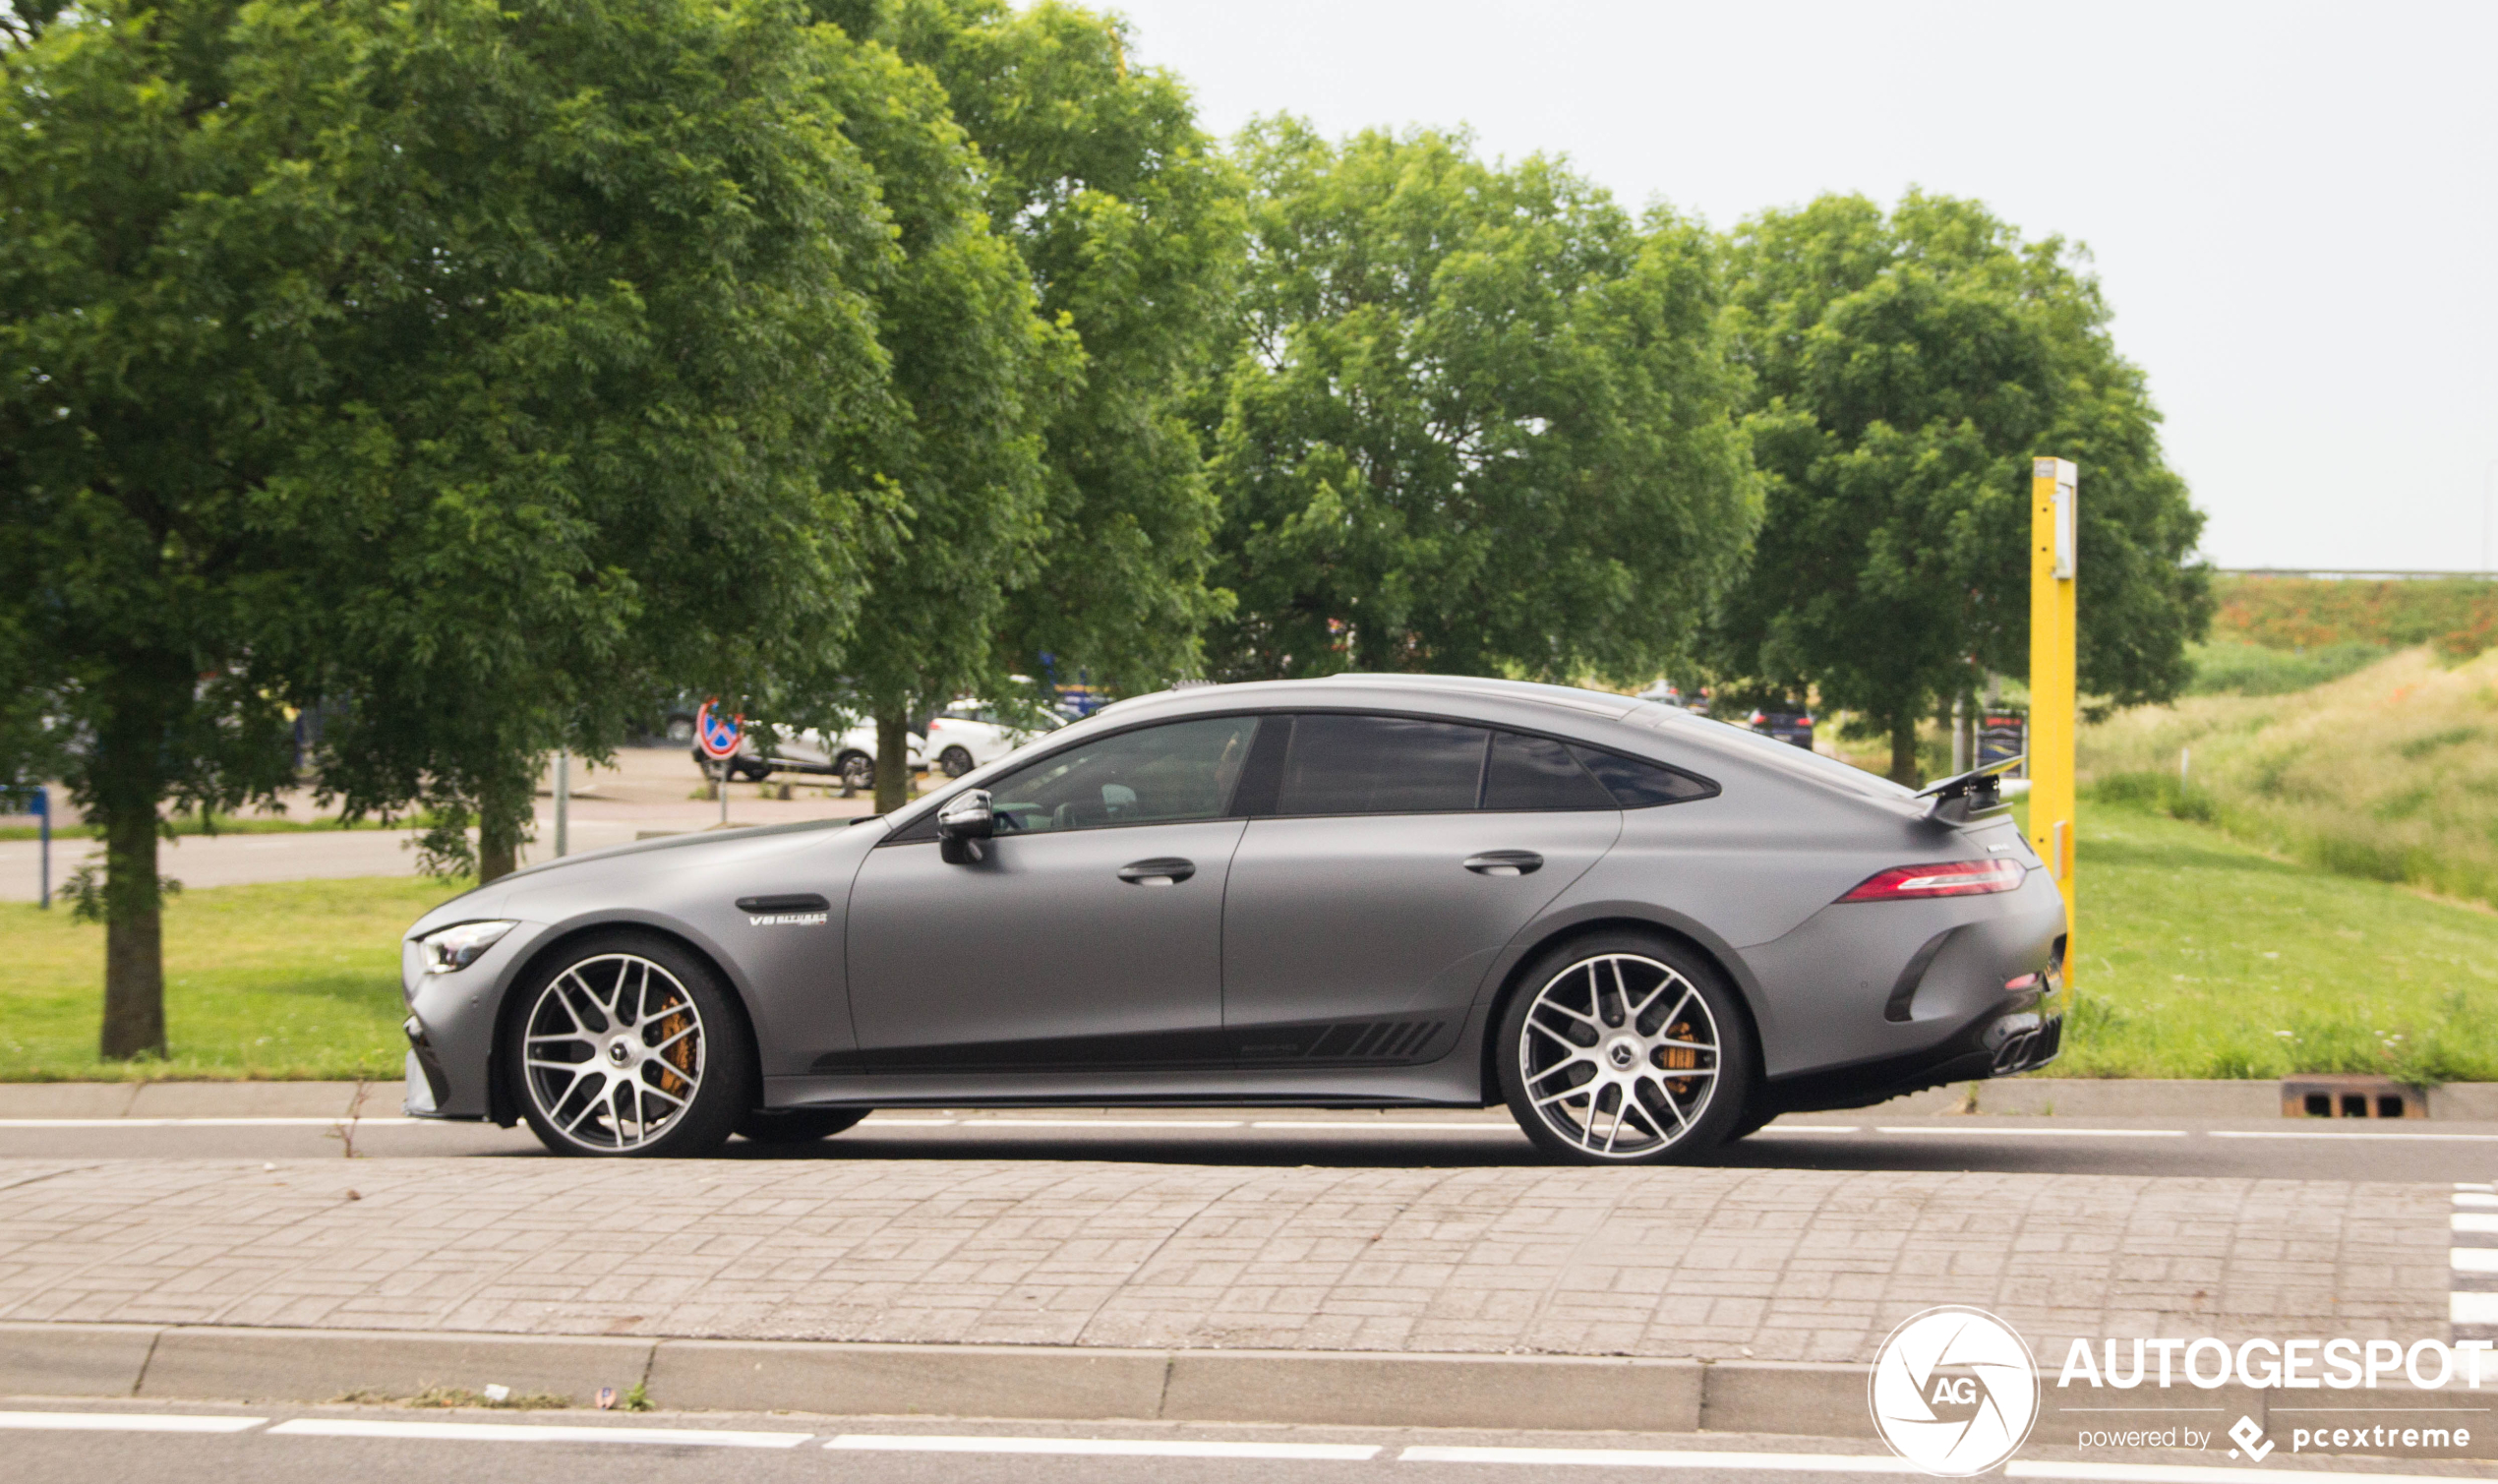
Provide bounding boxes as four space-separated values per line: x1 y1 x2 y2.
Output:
399 675 2067 1163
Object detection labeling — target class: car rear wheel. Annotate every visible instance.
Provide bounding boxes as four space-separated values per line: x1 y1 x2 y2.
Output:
506 933 752 1158
736 1106 869 1144
938 744 975 778
1497 932 1754 1164
837 752 874 791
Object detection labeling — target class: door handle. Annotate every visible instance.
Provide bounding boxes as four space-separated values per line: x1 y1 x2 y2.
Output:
1117 857 1196 885
1464 851 1544 877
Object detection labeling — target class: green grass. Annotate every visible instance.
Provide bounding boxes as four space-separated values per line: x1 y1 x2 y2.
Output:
0 876 473 1080
2080 645 2498 909
2059 801 2498 1081
0 811 412 843
2183 639 2390 696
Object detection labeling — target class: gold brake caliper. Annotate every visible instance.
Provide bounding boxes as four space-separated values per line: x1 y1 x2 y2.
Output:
1662 1018 1699 1096
655 999 696 1097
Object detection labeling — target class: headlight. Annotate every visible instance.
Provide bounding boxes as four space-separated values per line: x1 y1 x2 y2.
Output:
418 920 517 974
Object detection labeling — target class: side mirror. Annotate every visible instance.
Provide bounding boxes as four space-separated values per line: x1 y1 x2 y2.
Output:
937 789 994 864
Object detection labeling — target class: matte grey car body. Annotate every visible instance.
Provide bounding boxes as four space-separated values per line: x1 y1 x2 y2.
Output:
400 675 2067 1160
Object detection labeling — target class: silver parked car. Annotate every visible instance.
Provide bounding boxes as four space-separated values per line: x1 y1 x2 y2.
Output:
399 676 2066 1164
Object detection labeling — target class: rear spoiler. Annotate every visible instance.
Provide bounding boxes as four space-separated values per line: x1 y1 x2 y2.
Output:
1915 754 2024 826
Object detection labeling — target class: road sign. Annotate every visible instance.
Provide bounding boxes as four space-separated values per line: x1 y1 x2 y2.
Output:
695 699 743 761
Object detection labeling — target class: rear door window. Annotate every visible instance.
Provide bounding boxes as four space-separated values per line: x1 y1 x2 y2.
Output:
1274 714 1489 816
1482 731 1618 810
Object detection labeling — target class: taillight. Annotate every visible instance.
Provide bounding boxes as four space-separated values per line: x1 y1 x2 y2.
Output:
1798 715 1814 728
1838 858 2026 902
1749 710 1766 726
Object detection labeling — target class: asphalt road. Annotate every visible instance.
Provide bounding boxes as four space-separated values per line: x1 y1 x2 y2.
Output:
6 1403 2490 1484
3 1109 2493 1180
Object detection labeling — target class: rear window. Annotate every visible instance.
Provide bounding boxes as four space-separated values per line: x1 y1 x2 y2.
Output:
1572 746 1716 807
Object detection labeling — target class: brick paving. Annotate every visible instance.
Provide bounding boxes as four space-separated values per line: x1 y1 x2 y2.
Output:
0 1158 2452 1362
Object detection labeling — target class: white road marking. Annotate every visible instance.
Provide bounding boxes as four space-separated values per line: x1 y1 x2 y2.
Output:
2213 1130 2498 1141
0 1118 425 1128
829 1434 1378 1459
1754 1125 1862 1134
1873 1126 2186 1137
952 1118 1247 1129
2453 1213 2498 1233
0 1410 266 1433
2009 1463 2496 1484
858 1117 957 1125
2457 1193 2498 1208
2453 1247 2498 1273
1398 1449 2496 1482
2459 1182 2497 1192
1398 1446 1919 1470
265 1419 809 1448
2454 1291 2498 1324
1250 1120 1520 1131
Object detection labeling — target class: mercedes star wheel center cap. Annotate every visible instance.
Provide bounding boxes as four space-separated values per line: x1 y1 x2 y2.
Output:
1607 1039 1638 1070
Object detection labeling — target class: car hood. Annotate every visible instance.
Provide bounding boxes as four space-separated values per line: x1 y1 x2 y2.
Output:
404 816 883 939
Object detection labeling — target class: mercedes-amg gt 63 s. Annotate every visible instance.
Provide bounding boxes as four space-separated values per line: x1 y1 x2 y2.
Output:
399 676 2066 1164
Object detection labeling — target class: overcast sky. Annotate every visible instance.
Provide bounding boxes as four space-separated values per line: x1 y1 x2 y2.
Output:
1108 1 2498 572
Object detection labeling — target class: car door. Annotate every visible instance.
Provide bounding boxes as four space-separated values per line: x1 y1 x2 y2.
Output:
843 714 1264 1072
1220 716 1623 1065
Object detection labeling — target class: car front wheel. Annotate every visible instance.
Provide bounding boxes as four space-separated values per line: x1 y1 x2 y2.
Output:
505 933 753 1158
1497 931 1754 1164
938 745 975 778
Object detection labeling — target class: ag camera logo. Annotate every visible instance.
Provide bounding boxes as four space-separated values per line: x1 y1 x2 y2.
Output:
1870 1306 2041 1475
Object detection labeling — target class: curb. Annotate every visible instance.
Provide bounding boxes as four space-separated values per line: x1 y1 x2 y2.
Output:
0 1322 2424 1446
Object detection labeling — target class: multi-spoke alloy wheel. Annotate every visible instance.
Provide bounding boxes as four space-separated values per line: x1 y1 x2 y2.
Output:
1498 936 1754 1163
506 935 751 1158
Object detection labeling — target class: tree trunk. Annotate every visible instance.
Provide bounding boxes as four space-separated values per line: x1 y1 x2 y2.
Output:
476 766 532 883
1887 716 1921 786
874 709 912 815
98 802 165 1060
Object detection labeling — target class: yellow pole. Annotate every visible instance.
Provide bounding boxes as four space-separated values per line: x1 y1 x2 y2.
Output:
2029 456 2078 986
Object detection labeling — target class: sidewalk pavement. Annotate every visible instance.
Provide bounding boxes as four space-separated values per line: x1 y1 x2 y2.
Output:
0 1156 2449 1367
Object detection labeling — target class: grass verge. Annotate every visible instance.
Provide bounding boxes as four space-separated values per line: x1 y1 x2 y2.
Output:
0 875 472 1080
2080 644 2498 908
2061 801 2498 1080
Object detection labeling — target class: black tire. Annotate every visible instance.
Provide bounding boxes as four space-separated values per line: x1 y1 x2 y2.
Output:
837 752 874 791
1496 929 1755 1164
1726 1103 1779 1141
738 762 772 782
938 745 975 778
737 1106 870 1144
504 931 755 1158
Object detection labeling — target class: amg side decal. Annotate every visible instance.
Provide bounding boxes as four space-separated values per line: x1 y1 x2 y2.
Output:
748 913 829 927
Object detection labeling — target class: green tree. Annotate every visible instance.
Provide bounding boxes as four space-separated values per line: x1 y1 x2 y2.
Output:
797 30 1069 813
832 0 1243 711
1204 119 1760 682
1710 192 2210 782
0 0 895 1055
